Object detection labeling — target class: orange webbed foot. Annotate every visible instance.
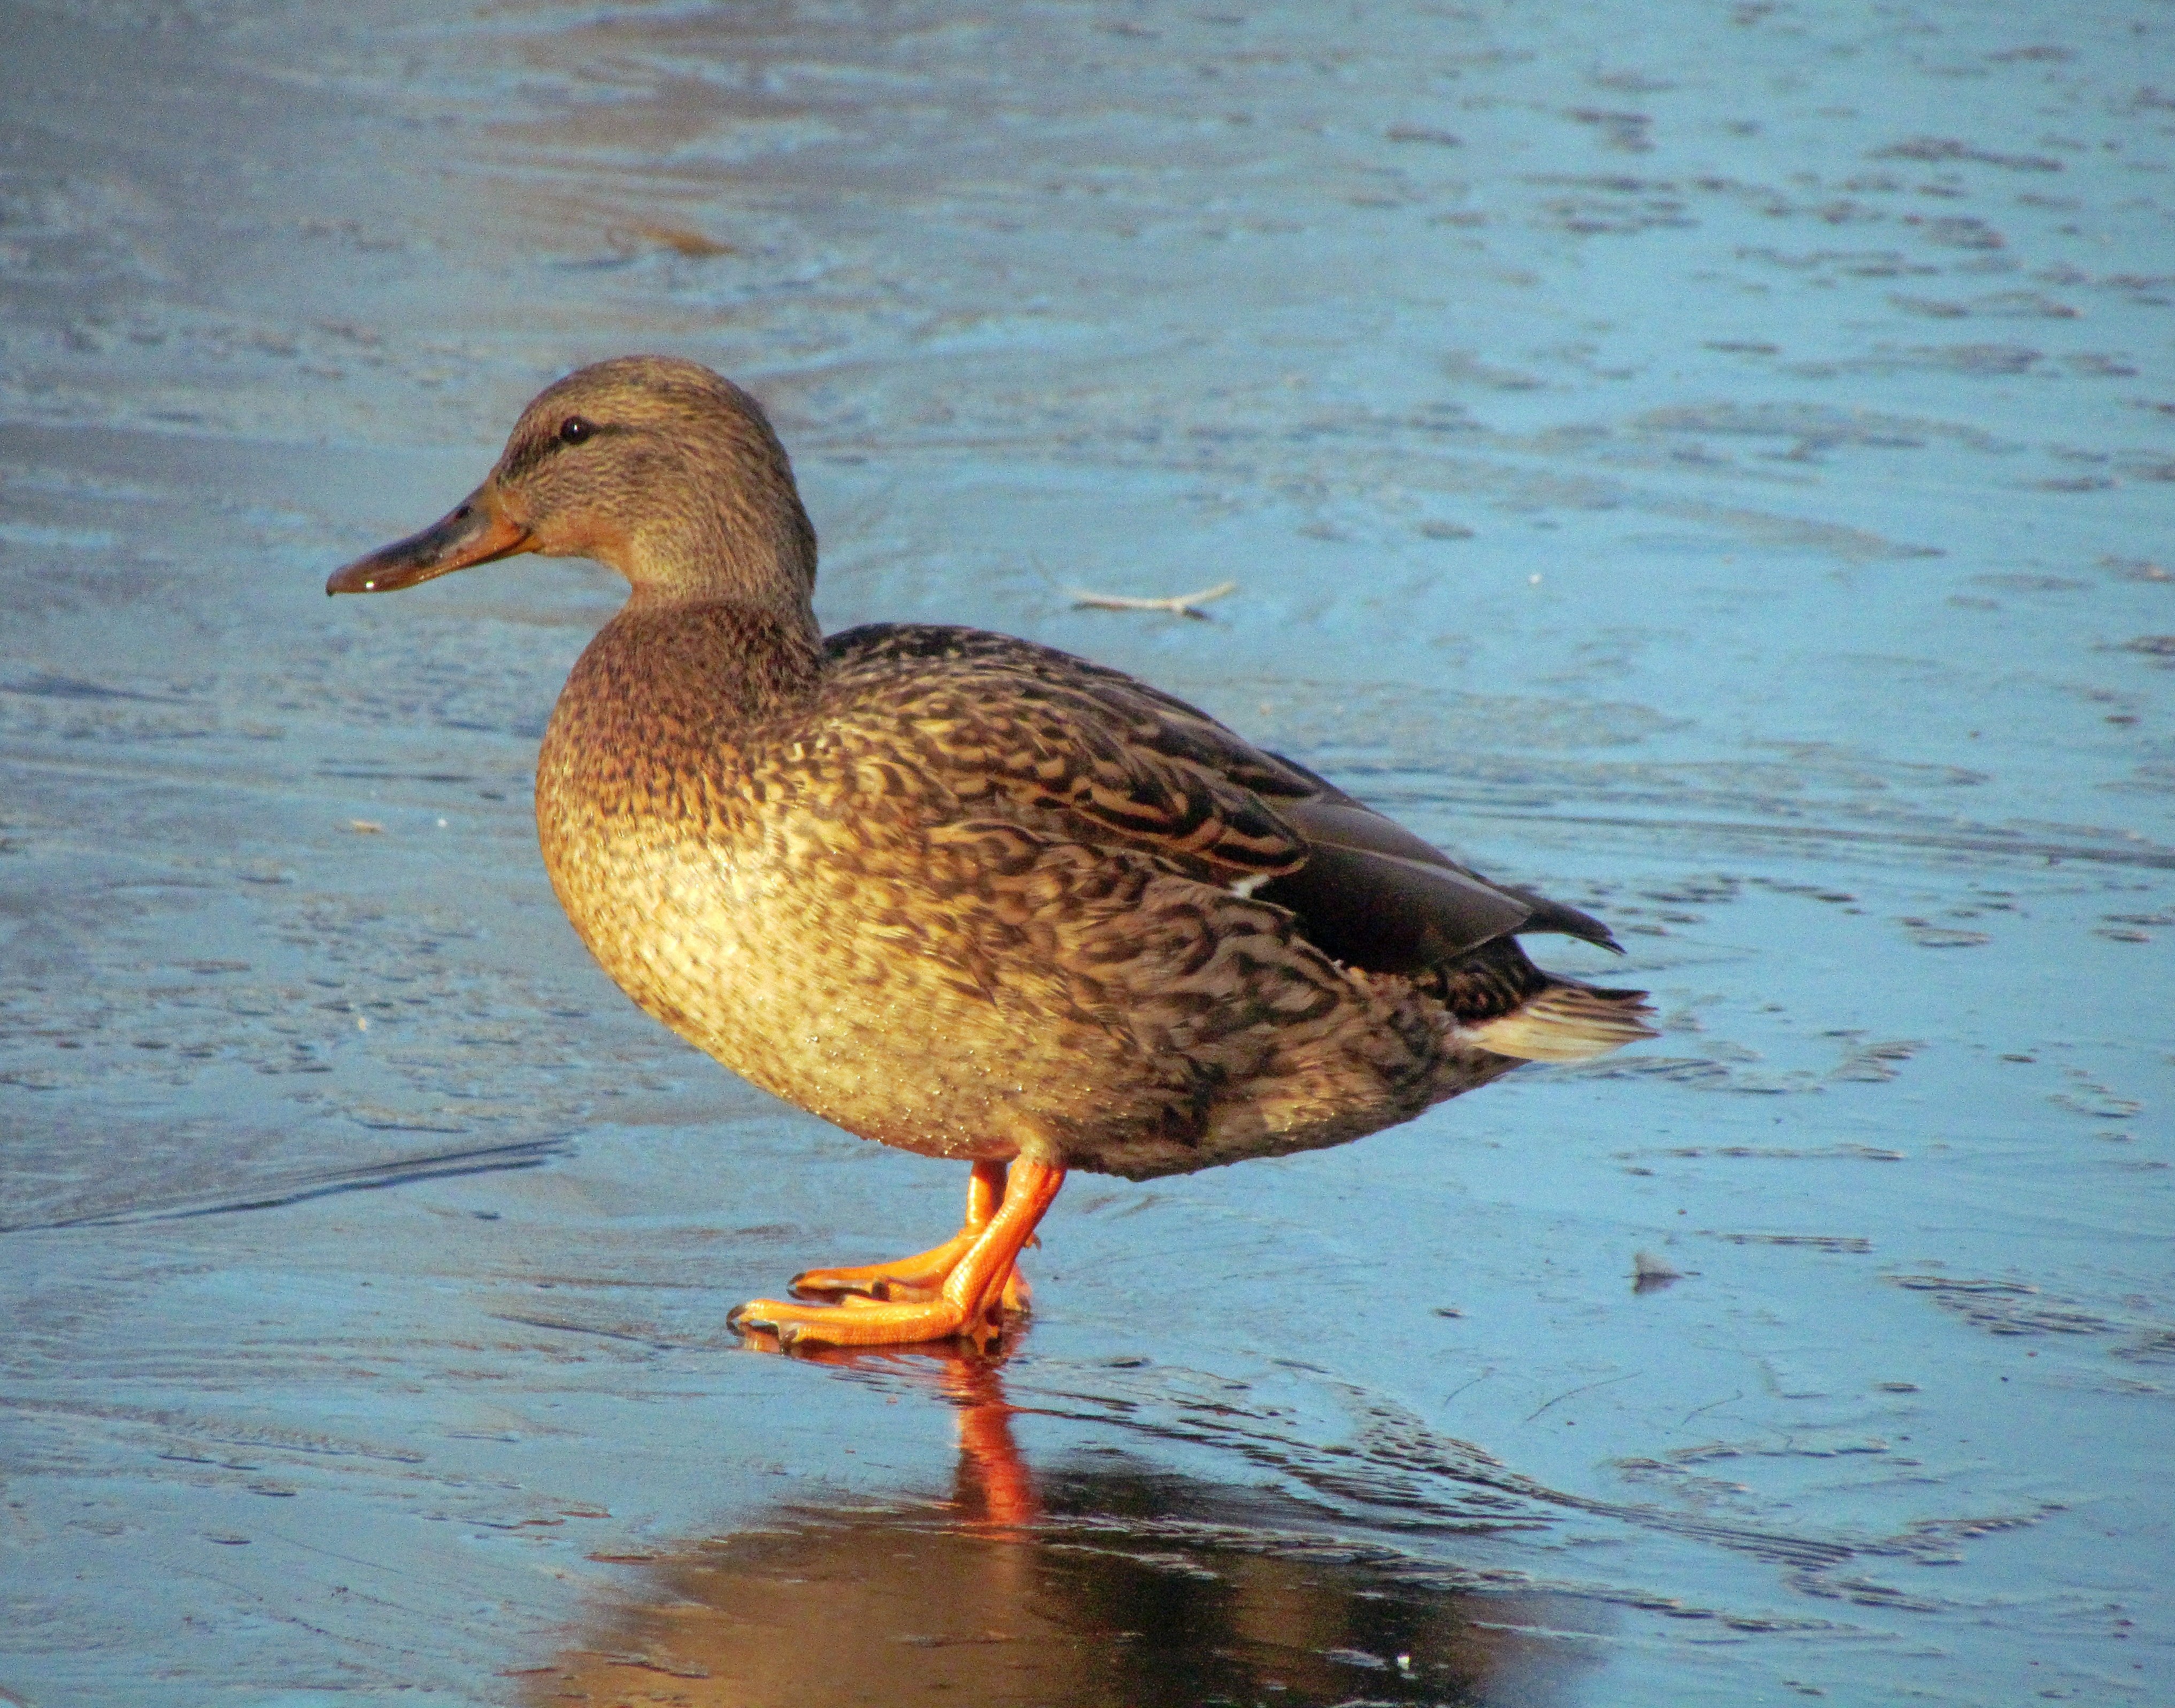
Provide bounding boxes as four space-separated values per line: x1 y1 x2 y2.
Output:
788 1242 1033 1312
730 1289 983 1349
788 1160 1030 1309
788 1227 980 1302
731 1161 1063 1350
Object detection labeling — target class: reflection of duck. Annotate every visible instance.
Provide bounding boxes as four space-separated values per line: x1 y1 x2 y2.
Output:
329 357 1653 1347
521 1350 1598 1706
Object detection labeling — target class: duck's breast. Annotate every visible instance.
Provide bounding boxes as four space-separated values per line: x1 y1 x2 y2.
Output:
533 684 1081 1158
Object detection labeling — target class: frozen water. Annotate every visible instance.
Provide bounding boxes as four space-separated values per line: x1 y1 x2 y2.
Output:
2 2 2170 1703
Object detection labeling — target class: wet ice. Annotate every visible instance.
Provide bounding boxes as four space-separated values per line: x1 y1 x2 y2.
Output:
2 2 2171 1704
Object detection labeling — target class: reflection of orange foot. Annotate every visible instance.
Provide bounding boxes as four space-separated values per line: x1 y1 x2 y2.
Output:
946 1357 1040 1527
730 1161 1063 1350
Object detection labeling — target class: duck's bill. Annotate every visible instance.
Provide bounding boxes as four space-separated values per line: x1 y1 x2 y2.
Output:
326 487 533 594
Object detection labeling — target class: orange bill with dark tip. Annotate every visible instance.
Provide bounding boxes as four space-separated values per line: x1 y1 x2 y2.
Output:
325 485 533 595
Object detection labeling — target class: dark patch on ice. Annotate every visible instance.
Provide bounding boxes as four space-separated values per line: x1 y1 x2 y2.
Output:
1 1135 573 1232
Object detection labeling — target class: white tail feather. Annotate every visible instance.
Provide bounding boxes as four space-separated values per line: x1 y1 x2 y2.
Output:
1464 984 1657 1063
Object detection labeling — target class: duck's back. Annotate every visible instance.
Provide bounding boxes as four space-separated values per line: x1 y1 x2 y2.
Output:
536 610 1649 1180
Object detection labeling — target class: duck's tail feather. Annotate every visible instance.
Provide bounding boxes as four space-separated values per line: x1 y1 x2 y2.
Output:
1462 981 1658 1063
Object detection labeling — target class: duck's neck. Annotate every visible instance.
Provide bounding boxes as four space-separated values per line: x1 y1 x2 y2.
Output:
621 486 822 652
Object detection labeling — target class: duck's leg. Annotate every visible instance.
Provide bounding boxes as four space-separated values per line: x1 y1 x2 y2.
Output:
789 1160 1010 1302
730 1161 1066 1349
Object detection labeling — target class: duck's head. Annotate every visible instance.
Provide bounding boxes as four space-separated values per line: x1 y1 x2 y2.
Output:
327 356 817 627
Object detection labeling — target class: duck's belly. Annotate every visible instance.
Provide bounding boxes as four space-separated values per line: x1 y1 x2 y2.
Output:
538 813 1160 1164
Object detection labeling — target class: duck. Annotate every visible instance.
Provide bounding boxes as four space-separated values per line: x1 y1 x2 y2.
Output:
328 355 1655 1349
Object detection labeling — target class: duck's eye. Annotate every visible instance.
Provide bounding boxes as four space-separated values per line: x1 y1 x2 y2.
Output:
558 416 595 445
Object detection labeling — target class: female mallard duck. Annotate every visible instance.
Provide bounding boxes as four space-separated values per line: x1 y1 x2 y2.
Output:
329 357 1654 1349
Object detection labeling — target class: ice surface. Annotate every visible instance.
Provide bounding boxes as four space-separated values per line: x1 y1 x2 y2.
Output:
2 2 2170 1703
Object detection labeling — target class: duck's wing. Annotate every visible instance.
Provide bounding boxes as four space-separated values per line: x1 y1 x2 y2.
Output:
824 624 1616 974
823 623 1309 882
1256 754 1624 974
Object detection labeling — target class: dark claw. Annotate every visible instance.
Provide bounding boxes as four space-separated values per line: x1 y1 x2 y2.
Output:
789 1269 876 1300
791 1272 905 1302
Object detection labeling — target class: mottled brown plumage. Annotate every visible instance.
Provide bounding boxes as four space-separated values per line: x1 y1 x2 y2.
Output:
329 355 1654 1347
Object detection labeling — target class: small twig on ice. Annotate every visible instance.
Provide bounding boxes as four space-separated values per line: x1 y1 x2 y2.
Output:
1523 1370 1639 1422
1068 579 1238 620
